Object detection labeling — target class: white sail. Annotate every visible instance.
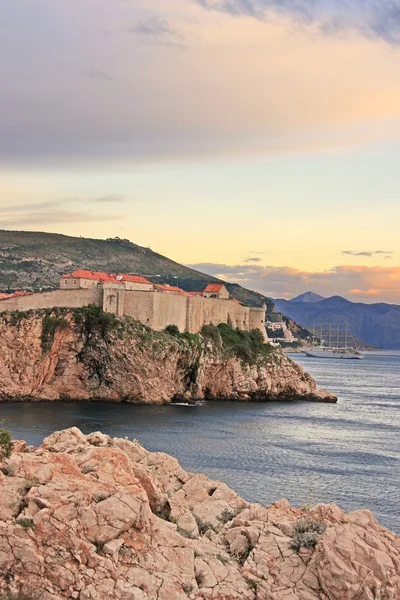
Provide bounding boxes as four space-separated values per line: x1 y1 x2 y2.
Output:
304 323 365 360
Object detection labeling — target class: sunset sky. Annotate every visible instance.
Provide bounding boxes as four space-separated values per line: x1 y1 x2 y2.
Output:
1 0 400 302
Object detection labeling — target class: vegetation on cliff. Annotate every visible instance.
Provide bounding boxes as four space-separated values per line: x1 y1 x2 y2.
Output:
0 307 335 402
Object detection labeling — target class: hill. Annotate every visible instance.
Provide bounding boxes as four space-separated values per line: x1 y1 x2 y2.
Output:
272 294 400 349
0 229 274 312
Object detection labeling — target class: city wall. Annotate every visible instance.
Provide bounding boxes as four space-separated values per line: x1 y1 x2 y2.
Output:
0 287 267 339
0 289 102 313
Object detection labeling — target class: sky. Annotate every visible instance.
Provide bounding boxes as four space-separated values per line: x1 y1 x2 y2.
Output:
1 0 400 303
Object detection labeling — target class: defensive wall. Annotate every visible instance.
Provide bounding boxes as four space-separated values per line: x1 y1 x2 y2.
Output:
0 288 102 313
0 286 267 339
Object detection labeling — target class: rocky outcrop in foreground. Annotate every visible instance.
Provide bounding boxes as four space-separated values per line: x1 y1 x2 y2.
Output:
0 428 399 600
0 310 335 403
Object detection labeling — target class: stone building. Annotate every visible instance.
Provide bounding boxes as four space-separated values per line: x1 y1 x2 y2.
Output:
0 270 267 339
203 283 230 299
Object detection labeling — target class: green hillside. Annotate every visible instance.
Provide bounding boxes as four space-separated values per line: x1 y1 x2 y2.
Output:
0 230 274 310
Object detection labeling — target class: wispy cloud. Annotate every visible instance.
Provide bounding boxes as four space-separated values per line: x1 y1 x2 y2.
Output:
128 16 186 48
243 257 262 263
87 69 115 82
195 0 400 44
0 195 127 228
188 262 400 304
342 250 394 259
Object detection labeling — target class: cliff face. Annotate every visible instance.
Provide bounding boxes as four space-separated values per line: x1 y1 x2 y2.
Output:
0 428 399 600
0 311 335 403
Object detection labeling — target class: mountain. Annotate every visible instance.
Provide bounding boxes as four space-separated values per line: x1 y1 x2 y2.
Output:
291 291 325 303
272 295 400 349
0 229 274 311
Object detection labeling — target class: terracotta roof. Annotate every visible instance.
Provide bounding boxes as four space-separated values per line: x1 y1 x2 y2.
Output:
61 270 120 284
232 298 243 305
0 291 33 301
62 270 153 286
204 284 225 293
155 284 187 295
117 274 153 285
187 291 203 296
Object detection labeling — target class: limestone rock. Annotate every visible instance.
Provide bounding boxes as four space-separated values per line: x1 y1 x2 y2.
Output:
0 312 336 403
0 428 398 600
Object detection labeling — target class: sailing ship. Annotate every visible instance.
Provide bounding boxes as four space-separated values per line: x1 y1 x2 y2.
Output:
304 323 364 360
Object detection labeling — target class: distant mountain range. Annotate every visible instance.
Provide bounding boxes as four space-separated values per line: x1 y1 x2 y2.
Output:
272 293 400 349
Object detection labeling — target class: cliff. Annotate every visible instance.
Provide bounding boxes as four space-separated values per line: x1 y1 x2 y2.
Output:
0 427 399 600
0 308 335 403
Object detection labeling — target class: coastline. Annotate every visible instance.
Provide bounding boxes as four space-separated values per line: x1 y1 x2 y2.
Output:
0 310 337 405
0 427 397 600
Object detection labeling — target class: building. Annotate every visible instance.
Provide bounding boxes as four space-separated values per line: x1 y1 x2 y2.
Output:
0 270 268 340
203 284 230 299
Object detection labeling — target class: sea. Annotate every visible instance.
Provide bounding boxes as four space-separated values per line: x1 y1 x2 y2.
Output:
1 351 399 532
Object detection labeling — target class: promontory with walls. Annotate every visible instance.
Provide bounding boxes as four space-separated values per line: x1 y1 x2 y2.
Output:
0 307 336 403
0 270 267 339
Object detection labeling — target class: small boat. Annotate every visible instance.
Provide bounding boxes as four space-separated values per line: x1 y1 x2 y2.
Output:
304 348 364 360
304 323 365 360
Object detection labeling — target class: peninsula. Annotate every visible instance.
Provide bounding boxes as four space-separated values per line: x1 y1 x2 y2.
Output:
0 306 335 403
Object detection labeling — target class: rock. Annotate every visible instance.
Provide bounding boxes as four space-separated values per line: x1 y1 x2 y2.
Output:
0 312 336 403
102 538 124 555
0 428 398 599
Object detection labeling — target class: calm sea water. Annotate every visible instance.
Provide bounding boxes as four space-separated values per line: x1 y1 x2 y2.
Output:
1 352 399 532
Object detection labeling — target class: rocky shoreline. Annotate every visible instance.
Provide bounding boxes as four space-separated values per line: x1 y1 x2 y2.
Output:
0 427 398 600
0 310 336 404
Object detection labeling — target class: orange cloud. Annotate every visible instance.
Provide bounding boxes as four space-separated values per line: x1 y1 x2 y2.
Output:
189 263 400 304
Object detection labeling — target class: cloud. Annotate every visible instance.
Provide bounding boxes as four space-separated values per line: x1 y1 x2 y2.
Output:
0 211 120 228
128 16 186 47
87 69 115 82
342 250 394 259
1 0 400 169
187 262 400 304
244 257 262 263
0 195 126 228
195 0 400 44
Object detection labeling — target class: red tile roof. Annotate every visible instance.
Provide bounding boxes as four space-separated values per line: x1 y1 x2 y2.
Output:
233 298 243 305
62 270 152 286
204 284 225 293
155 284 187 295
0 291 33 301
61 270 119 283
116 274 152 285
187 291 203 296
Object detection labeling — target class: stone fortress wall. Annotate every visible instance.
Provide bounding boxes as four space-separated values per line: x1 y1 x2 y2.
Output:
0 274 267 339
0 288 102 313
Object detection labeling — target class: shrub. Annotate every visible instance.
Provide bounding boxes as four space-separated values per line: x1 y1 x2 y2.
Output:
41 315 69 352
16 518 34 531
0 427 13 460
201 324 222 349
216 323 274 365
164 324 180 337
290 518 326 551
73 305 117 341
